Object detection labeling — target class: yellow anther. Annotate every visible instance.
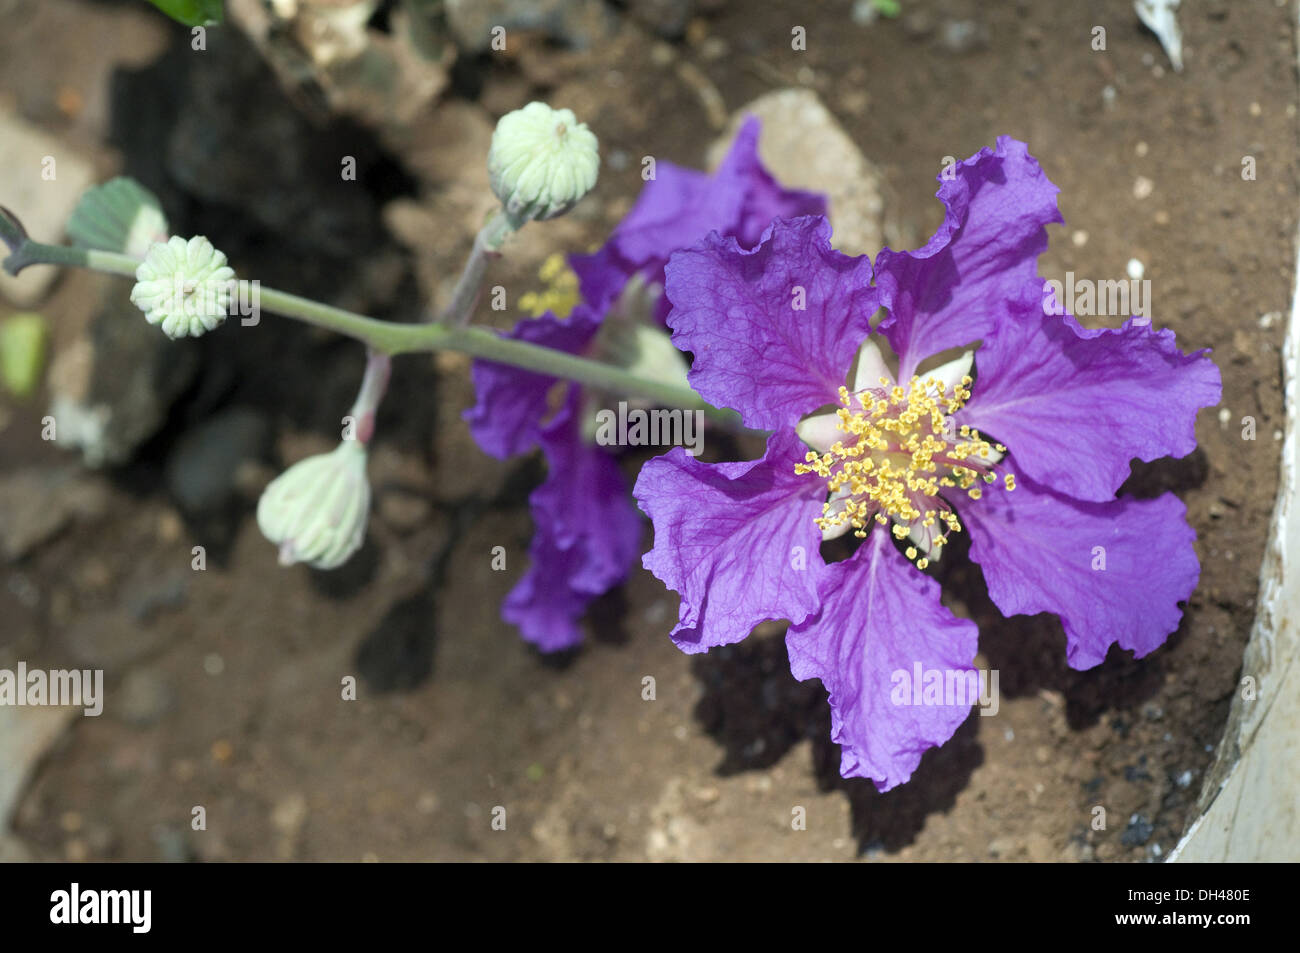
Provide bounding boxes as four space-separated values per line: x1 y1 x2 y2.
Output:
796 369 1009 543
519 252 579 318
905 546 918 560
916 557 930 570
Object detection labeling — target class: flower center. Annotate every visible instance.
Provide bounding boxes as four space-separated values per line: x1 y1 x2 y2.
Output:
794 372 1012 567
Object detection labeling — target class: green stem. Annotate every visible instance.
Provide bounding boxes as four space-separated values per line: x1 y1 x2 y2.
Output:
434 209 519 326
6 238 743 428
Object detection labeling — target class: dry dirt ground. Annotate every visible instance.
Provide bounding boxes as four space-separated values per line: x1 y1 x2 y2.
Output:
0 0 1294 861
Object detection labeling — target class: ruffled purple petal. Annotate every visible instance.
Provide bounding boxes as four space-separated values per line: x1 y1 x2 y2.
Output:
531 392 643 597
502 535 594 652
502 393 642 652
959 305 1222 502
875 136 1064 379
613 115 826 273
635 429 829 654
963 470 1199 671
786 531 980 791
664 216 876 431
722 115 828 250
463 306 602 459
573 116 826 323
568 244 634 321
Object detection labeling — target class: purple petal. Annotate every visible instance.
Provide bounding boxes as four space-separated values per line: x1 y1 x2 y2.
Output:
664 216 876 431
959 305 1222 502
635 429 830 654
532 392 643 597
573 116 826 324
503 394 643 652
963 471 1199 671
614 115 825 273
722 115 828 250
568 243 635 320
502 536 595 652
787 531 980 791
875 136 1064 379
463 306 601 459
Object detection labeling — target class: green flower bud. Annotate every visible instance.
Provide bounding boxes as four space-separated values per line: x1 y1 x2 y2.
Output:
257 440 371 570
487 102 599 223
129 235 235 340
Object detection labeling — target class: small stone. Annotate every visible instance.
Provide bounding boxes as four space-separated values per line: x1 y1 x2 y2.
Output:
0 114 95 306
0 467 110 562
1133 176 1155 200
1121 813 1155 846
165 407 271 516
938 19 988 53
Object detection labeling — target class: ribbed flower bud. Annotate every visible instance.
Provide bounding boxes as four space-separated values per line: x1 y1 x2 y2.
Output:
257 440 371 570
130 235 235 339
487 102 599 223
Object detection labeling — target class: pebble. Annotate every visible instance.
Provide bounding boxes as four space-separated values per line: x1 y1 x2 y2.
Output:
1121 813 1155 847
165 407 271 516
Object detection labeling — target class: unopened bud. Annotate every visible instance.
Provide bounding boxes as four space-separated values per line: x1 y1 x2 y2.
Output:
257 441 371 570
487 102 599 223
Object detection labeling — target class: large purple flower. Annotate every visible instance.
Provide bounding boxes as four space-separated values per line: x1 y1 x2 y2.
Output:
464 118 825 651
636 138 1222 790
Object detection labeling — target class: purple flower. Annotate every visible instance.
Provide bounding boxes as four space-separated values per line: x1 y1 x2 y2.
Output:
465 118 824 651
635 138 1222 790
570 115 826 322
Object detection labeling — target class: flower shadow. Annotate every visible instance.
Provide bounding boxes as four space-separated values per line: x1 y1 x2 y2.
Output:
690 628 984 855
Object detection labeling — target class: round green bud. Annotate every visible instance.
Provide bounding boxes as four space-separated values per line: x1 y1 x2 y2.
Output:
130 235 236 340
257 440 371 570
487 102 599 223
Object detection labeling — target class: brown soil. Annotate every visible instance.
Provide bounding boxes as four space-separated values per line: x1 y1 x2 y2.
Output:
0 0 1293 861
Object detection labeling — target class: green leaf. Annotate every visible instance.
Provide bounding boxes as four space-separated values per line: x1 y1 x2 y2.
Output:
144 0 224 27
67 177 169 257
871 0 902 17
0 313 49 399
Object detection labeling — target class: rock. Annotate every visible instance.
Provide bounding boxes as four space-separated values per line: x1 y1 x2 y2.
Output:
0 704 78 830
164 406 271 516
444 0 615 53
625 0 697 38
938 19 988 54
0 112 96 307
0 466 110 561
61 607 174 670
228 0 453 137
1121 813 1155 847
122 566 189 623
46 285 201 468
706 89 886 258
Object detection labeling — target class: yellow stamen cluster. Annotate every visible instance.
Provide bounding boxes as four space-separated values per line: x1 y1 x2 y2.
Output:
794 373 1012 557
519 252 580 318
